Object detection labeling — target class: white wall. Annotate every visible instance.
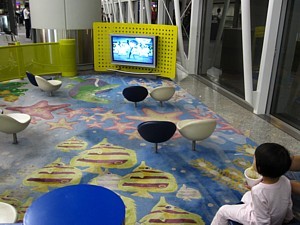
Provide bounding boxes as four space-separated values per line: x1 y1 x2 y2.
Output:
65 0 101 29
30 0 101 30
30 0 66 29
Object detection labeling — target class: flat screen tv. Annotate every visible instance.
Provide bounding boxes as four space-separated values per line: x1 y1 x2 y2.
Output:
110 34 158 68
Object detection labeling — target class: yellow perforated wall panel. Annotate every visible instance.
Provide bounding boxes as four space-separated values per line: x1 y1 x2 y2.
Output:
93 22 178 79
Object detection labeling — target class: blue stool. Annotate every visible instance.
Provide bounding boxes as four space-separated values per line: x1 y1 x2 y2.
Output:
24 184 125 225
137 121 176 153
122 86 148 107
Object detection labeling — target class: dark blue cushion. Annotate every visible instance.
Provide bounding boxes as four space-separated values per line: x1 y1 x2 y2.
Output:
122 86 148 103
137 121 176 144
26 71 38 86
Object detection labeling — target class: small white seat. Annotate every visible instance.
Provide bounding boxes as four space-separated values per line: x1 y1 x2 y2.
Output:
35 75 62 96
0 113 31 144
0 202 17 223
150 86 175 106
177 119 217 151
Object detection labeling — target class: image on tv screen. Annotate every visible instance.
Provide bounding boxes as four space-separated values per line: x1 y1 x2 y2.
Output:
111 34 156 67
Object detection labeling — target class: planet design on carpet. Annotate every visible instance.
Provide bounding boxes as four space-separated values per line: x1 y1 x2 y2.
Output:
138 196 205 224
118 161 178 198
120 195 137 225
70 138 137 173
190 158 246 192
23 158 82 192
88 169 122 190
176 184 202 201
15 197 33 222
56 136 88 152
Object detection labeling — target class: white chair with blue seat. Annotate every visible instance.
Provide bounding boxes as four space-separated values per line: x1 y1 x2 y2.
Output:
35 75 62 96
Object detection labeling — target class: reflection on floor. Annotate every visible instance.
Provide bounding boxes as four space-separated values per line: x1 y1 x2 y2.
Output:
178 74 300 155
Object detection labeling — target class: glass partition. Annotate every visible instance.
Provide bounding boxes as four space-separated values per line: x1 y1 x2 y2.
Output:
200 0 268 99
270 0 300 130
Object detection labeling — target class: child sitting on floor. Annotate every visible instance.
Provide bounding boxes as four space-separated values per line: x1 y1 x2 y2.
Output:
211 143 294 225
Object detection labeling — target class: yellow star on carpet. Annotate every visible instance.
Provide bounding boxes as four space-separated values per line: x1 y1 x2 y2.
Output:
125 130 143 140
47 118 78 130
58 108 88 119
96 110 125 122
105 121 136 133
126 108 183 123
87 122 103 128
78 115 96 123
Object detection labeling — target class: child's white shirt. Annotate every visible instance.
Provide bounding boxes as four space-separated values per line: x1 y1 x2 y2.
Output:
243 175 294 224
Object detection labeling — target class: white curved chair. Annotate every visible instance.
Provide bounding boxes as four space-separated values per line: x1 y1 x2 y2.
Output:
0 113 31 144
35 75 62 96
150 86 175 106
0 202 17 223
177 119 217 151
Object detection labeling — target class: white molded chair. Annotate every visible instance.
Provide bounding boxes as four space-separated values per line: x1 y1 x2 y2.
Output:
177 119 217 151
150 86 175 106
35 75 62 96
0 202 17 223
0 113 31 144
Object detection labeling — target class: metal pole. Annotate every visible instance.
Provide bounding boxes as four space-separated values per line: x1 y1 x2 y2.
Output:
174 0 187 68
139 0 145 23
144 0 152 24
110 0 117 22
254 0 283 114
8 0 17 35
187 0 202 74
118 0 124 23
241 0 253 105
127 0 135 23
157 0 164 24
104 0 112 22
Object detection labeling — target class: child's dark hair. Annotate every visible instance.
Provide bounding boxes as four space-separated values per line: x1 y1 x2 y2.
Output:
255 143 291 178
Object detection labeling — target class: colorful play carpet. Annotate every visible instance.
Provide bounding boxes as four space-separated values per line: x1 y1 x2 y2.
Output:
0 73 258 224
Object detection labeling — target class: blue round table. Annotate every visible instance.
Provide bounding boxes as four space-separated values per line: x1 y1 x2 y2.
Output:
24 184 125 225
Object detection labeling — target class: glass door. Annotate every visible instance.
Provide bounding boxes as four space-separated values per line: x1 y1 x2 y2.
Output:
198 0 268 99
270 0 300 131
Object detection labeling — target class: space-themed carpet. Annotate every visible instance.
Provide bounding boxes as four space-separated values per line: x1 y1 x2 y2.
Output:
0 74 258 224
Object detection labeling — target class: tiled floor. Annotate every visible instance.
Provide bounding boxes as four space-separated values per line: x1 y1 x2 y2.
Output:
178 75 300 155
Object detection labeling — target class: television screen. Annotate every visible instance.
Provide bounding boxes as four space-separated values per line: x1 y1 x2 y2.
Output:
110 34 157 68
